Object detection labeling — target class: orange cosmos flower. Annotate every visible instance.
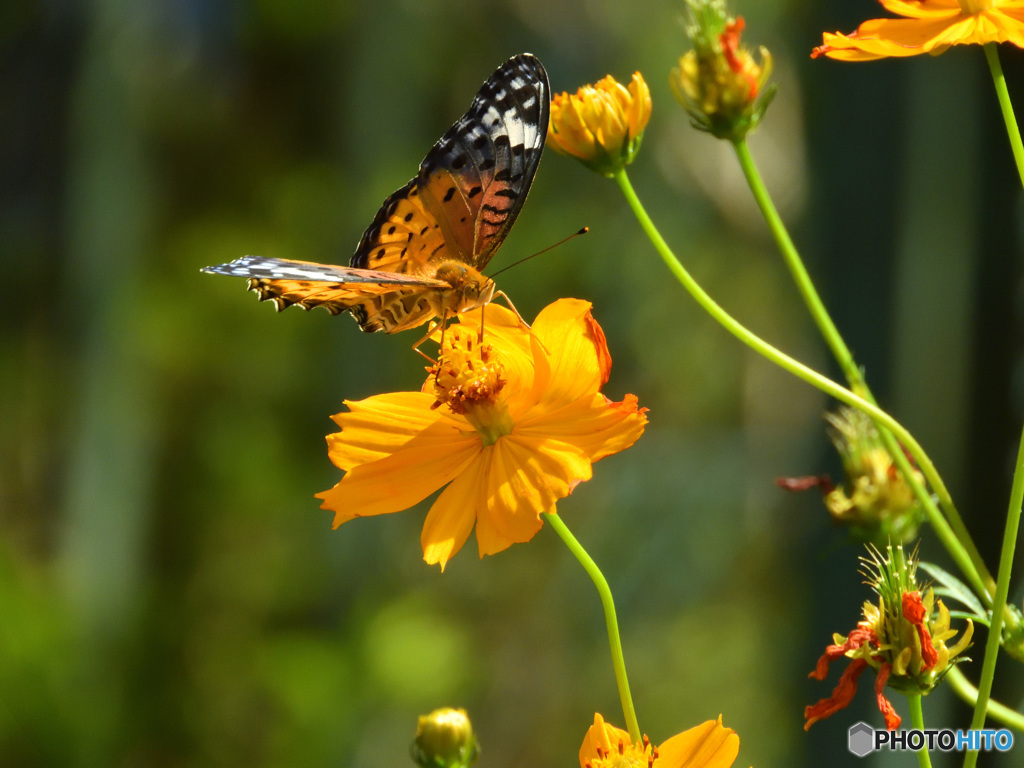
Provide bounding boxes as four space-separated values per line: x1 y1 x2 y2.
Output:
580 713 741 768
813 0 1024 61
316 299 647 570
548 73 652 176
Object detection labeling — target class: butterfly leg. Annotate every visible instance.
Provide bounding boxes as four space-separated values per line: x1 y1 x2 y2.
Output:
412 319 442 364
492 291 531 330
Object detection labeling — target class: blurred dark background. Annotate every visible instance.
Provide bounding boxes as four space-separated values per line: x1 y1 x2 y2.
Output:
2 0 1023 765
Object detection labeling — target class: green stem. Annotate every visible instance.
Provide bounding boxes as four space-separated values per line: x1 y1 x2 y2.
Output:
962 424 1024 768
730 138 994 604
984 43 1024 189
907 694 933 768
732 139 859 384
947 667 1024 732
543 511 640 742
613 167 989 603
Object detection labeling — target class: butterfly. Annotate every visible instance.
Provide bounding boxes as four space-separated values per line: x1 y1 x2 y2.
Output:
203 53 549 349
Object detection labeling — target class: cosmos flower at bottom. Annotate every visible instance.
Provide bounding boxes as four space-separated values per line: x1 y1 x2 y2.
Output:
317 299 648 570
580 713 742 768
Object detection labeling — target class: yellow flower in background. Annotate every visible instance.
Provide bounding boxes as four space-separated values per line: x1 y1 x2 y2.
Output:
822 408 925 543
548 73 652 176
316 300 647 570
671 5 774 141
813 0 1024 60
776 408 925 544
580 713 741 768
412 708 479 768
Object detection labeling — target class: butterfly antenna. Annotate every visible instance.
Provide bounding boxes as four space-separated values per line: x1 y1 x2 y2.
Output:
486 227 588 279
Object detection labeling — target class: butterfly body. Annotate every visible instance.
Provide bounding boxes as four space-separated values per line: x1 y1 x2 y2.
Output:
203 54 549 335
349 261 496 334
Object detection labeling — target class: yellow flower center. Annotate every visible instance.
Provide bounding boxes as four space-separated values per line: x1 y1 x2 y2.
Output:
958 0 993 12
585 737 656 768
430 328 513 445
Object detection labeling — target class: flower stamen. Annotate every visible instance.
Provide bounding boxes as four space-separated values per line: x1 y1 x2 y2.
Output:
430 329 512 444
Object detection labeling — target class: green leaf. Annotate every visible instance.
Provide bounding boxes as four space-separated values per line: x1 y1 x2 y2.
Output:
919 561 986 619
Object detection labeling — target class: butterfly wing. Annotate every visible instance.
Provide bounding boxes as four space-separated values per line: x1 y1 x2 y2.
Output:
352 53 549 272
202 256 447 316
204 54 549 332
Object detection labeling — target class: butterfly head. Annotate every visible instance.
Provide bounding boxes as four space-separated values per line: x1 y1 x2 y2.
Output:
433 262 496 314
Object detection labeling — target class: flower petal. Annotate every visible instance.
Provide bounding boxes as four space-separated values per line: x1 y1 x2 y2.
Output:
421 454 487 570
655 717 739 768
874 663 901 731
950 9 1024 46
530 299 611 408
517 392 647 463
878 0 959 19
804 658 869 730
325 392 457 470
807 626 878 681
627 72 653 138
814 2 1024 60
578 714 633 768
474 434 591 556
317 424 481 525
820 14 960 59
493 434 593 522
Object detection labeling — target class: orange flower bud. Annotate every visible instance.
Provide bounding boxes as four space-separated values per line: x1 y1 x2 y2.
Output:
548 73 652 176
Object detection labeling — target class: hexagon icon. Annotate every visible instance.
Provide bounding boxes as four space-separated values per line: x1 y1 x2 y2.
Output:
848 722 875 757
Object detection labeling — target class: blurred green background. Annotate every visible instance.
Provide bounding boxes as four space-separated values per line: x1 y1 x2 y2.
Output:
3 0 1023 765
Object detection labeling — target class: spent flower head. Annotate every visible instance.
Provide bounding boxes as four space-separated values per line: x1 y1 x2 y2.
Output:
804 544 973 731
548 72 652 176
412 708 479 768
813 0 1024 60
824 407 926 543
580 713 741 768
670 1 775 142
316 299 647 570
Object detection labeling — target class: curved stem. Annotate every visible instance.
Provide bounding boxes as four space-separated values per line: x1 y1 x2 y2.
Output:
731 138 993 603
962 423 1024 768
543 511 640 742
907 694 933 768
947 666 1024 732
984 43 1024 189
613 168 989 602
732 139 859 384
